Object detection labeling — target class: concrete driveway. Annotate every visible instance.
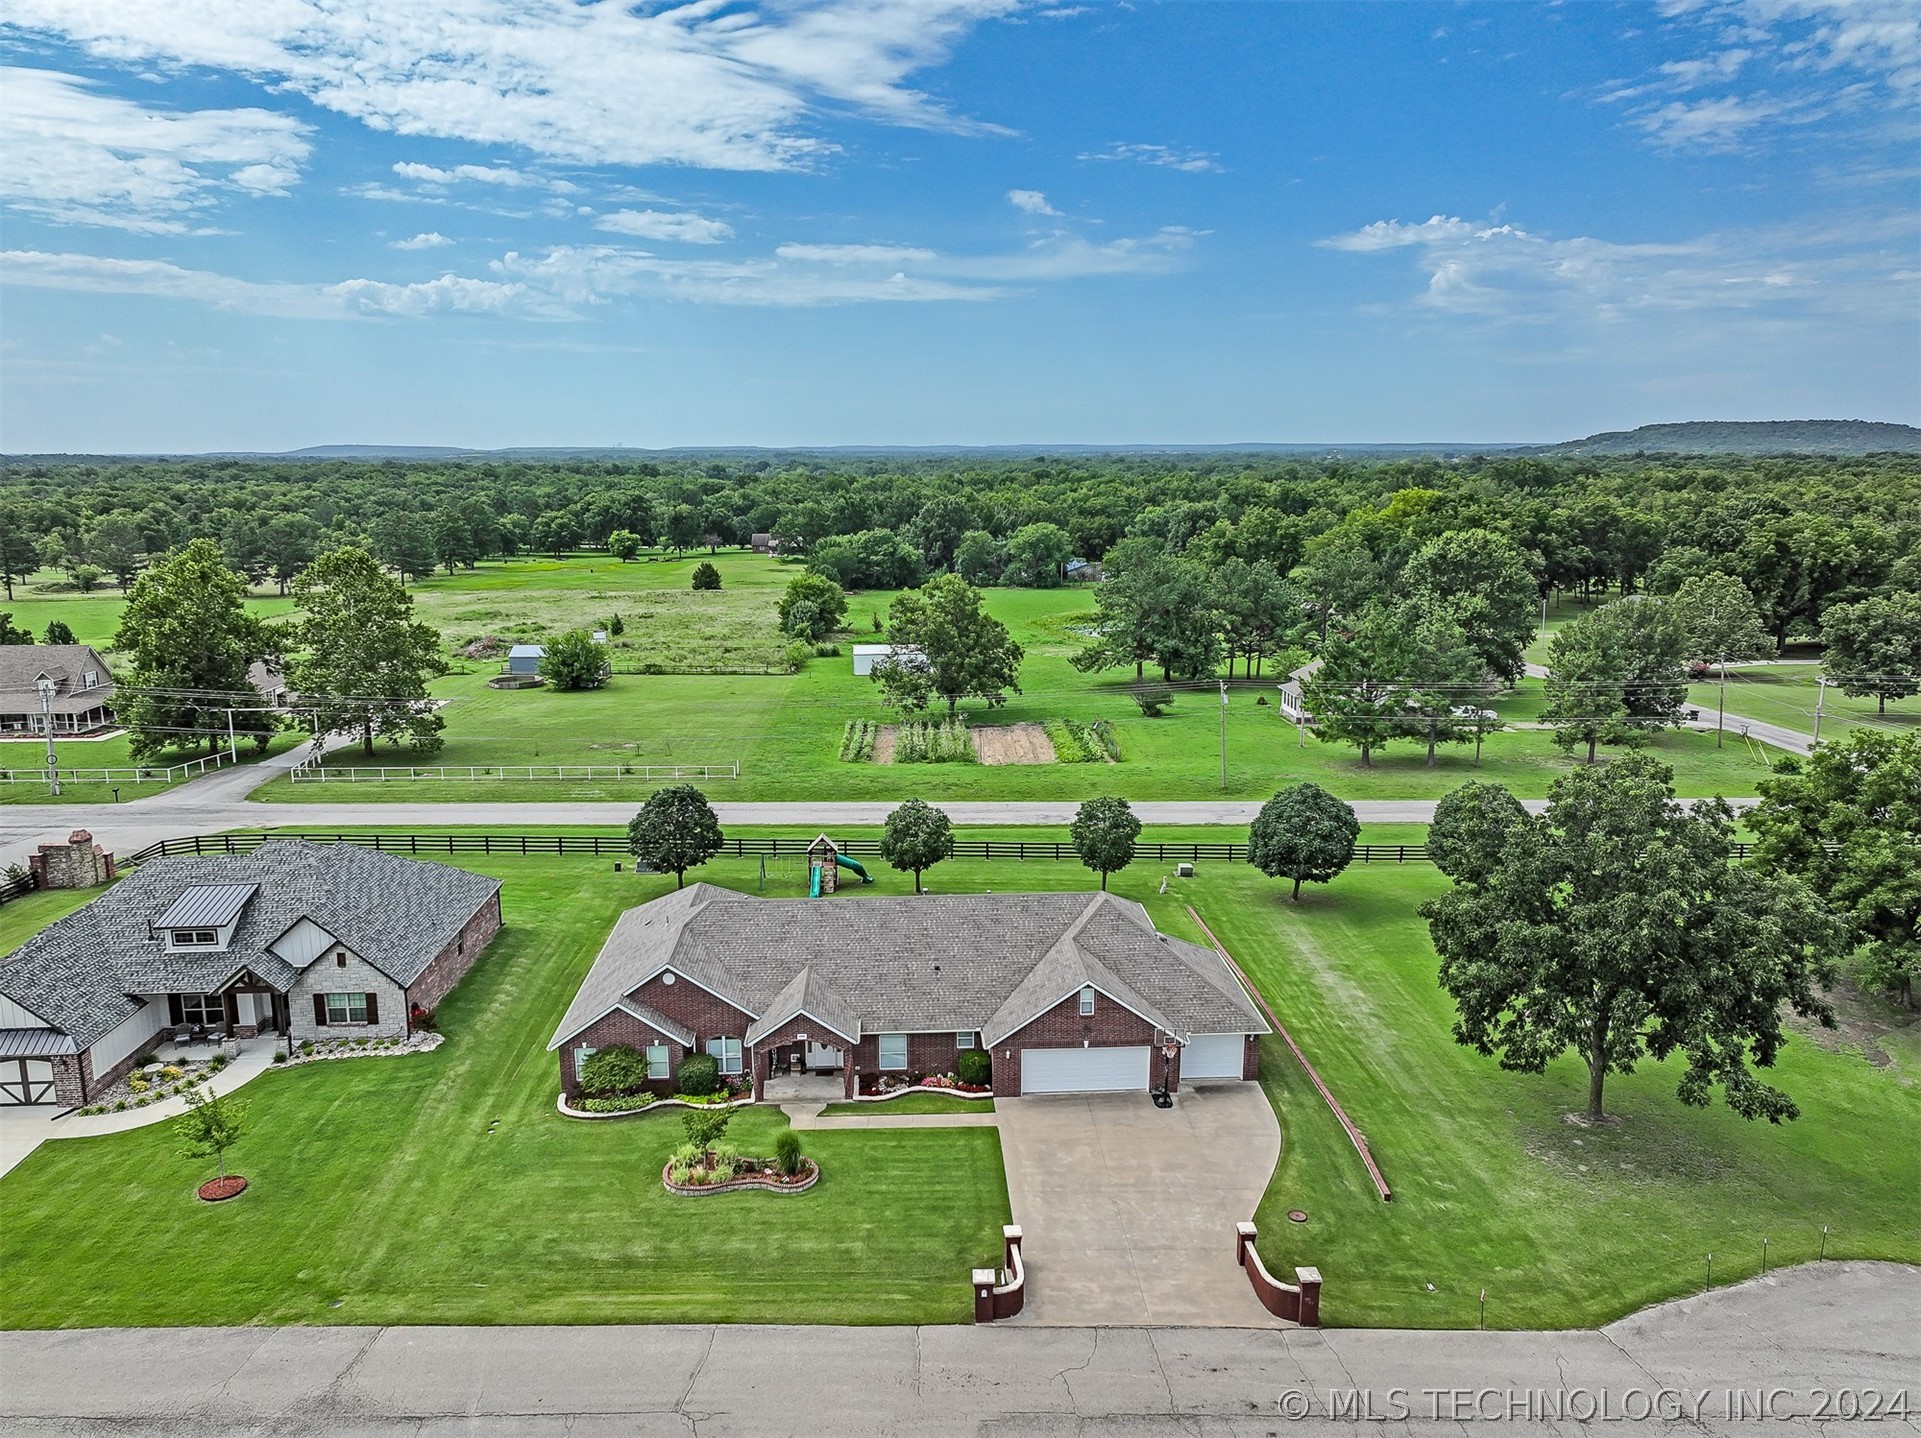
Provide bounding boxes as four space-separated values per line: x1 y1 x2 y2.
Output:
0 1104 63 1179
996 1082 1283 1326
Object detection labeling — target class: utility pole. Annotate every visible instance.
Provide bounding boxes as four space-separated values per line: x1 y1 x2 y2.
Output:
36 677 60 797
1813 676 1827 745
1214 679 1229 790
1717 654 1726 748
227 706 238 764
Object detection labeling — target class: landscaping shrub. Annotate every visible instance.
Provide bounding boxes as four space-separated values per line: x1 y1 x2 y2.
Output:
813 642 840 657
580 1095 659 1114
1132 685 1175 717
409 1004 439 1032
775 1129 805 1178
783 640 813 672
691 561 721 591
956 1050 991 1087
272 1052 287 1064
677 1052 721 1096
580 1044 651 1096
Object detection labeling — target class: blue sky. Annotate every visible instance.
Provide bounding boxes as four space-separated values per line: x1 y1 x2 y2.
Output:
1 0 1915 451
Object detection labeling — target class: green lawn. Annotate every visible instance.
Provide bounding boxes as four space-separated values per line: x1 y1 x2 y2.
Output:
0 853 1011 1328
3 834 1913 1330
250 558 1782 804
1199 864 1921 1329
1687 663 1921 741
0 731 305 807
817 1095 996 1116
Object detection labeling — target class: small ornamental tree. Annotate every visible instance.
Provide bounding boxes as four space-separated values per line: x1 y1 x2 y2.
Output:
628 785 724 889
779 571 847 640
682 1106 732 1160
1247 783 1360 901
540 629 611 691
42 620 75 645
173 1084 247 1183
607 530 643 562
691 561 722 591
1070 796 1142 891
880 798 954 894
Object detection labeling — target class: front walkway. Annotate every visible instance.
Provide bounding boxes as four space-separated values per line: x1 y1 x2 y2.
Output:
5 1261 1908 1437
0 1038 279 1178
779 1100 998 1131
997 1083 1283 1327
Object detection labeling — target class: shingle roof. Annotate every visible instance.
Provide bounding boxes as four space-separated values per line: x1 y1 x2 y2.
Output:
0 841 500 1050
0 645 115 715
549 888 1268 1050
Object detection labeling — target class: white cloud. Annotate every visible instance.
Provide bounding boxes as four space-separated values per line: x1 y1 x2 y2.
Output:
1006 188 1061 216
595 209 735 244
0 66 310 233
1 0 1021 173
1078 142 1222 173
1 248 558 320
391 161 574 193
492 245 1003 307
392 231 454 250
774 243 939 264
1318 210 1916 325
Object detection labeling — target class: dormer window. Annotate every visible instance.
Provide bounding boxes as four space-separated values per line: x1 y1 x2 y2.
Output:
83 670 98 689
172 929 219 948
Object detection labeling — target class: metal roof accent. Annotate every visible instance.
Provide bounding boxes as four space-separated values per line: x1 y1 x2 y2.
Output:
154 884 259 931
0 1028 79 1058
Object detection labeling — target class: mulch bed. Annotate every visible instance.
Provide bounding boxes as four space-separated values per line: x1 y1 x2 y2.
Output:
197 1176 248 1202
661 1158 819 1196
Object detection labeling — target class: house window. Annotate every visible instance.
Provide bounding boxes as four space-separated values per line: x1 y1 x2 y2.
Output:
956 1031 976 1049
171 929 219 948
335 953 347 967
878 1033 908 1070
705 1036 742 1075
646 1044 670 1080
325 993 371 1025
1079 987 1095 1016
83 670 98 689
575 1045 596 1073
178 993 224 1027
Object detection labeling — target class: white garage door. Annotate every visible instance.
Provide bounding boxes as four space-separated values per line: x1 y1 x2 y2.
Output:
1181 1033 1245 1081
1020 1045 1150 1095
0 1058 57 1106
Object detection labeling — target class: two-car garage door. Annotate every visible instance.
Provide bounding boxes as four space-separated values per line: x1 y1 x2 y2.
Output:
1020 1045 1150 1095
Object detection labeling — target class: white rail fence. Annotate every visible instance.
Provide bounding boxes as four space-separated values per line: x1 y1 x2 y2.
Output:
290 761 741 784
0 751 239 786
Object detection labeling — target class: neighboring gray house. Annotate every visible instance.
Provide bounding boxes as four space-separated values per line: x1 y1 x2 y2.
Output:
549 886 1270 1101
0 841 502 1108
0 645 115 736
505 644 546 677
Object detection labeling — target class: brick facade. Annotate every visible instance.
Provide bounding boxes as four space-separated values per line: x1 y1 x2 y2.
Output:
744 1013 857 1099
1243 1033 1262 1082
559 1007 690 1098
29 830 114 891
847 1030 980 1096
406 890 503 1019
989 990 1165 1097
633 972 754 1044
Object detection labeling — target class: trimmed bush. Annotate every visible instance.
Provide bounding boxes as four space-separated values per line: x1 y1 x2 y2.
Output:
580 1044 651 1096
691 561 722 591
956 1050 991 1087
677 1051 721 1096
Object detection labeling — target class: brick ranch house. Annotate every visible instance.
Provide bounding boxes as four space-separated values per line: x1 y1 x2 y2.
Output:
549 885 1270 1101
0 840 501 1109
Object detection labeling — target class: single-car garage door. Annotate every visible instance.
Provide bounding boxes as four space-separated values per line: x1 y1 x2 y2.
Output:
1021 1045 1150 1095
1181 1033 1245 1081
0 1058 57 1106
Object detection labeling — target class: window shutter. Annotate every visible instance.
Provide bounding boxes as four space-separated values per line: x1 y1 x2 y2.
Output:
365 992 380 1025
313 994 328 1027
168 995 183 1024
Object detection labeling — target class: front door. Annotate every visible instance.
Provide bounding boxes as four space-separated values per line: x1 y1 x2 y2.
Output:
0 1058 57 1105
804 1043 842 1072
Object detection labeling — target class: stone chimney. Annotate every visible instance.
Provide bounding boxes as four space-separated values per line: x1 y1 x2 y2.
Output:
29 829 115 890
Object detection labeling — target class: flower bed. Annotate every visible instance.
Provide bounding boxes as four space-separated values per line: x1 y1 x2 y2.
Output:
79 1053 232 1114
284 1032 443 1067
556 1090 755 1120
197 1176 247 1203
847 1082 994 1104
661 1157 819 1196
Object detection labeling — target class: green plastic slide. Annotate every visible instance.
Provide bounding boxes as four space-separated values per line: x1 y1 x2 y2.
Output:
809 863 823 897
835 854 874 885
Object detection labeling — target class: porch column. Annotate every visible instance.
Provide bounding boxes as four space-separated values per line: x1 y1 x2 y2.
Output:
843 1050 856 1099
751 1046 766 1103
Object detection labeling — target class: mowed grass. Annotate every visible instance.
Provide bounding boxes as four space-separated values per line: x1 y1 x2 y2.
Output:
817 1095 996 1116
1195 863 1921 1330
0 732 305 808
1687 662 1921 741
254 557 1784 803
0 854 1011 1328
3 835 1914 1329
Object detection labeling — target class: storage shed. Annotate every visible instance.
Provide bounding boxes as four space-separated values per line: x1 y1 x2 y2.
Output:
505 645 546 677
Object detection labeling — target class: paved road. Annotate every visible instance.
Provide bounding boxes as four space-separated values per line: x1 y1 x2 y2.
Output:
1 1261 1912 1435
1521 662 1813 756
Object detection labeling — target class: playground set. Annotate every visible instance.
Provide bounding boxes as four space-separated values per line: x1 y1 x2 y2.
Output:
758 833 873 896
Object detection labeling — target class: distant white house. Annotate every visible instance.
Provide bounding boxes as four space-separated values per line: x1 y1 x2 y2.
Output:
505 645 546 677
852 644 925 677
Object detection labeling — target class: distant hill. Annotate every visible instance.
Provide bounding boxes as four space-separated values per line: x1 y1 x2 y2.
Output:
1526 420 1921 457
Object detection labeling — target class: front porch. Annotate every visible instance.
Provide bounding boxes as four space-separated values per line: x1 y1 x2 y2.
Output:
760 1071 845 1104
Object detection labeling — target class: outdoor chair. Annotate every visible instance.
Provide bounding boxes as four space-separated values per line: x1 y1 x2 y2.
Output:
173 1026 193 1048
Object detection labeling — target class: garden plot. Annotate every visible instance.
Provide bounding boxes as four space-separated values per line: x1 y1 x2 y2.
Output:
971 723 1056 765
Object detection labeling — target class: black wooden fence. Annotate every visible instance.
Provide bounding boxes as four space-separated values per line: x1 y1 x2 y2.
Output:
0 869 37 907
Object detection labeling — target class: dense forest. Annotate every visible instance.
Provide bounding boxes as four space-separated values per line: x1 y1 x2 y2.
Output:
3 452 1916 648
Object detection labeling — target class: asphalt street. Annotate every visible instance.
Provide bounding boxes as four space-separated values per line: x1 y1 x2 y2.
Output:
1 1261 1913 1436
